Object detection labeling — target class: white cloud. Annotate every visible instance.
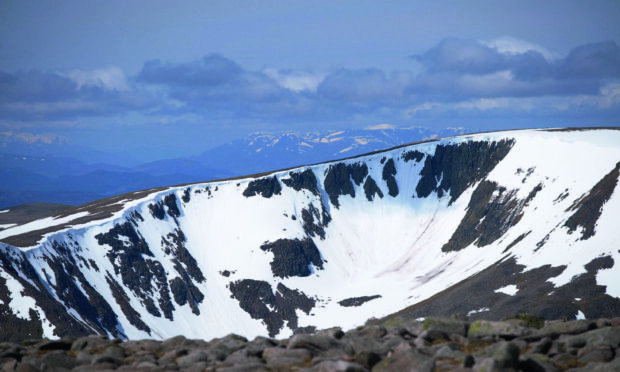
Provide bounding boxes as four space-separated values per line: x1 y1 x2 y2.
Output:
262 68 326 93
64 66 130 91
483 36 560 61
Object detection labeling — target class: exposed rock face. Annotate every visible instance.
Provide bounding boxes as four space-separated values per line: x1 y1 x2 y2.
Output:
229 279 315 337
260 238 324 278
415 139 514 202
243 176 282 198
442 181 524 252
564 161 620 240
282 169 320 195
1 317 619 371
381 158 399 197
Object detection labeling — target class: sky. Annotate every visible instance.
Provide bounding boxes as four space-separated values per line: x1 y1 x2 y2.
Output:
1 0 620 162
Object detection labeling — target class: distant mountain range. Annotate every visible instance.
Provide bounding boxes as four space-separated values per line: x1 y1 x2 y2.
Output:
0 126 466 208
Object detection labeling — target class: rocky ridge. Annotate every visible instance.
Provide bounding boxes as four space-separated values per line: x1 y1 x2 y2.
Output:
1 317 619 371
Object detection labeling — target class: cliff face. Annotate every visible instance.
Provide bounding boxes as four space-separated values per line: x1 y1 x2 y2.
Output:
1 128 619 342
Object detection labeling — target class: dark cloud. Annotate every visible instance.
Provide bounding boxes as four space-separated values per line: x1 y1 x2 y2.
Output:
414 37 507 75
557 41 620 79
0 69 152 120
137 54 243 87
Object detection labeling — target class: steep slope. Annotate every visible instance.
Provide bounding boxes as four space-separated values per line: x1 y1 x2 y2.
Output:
0 128 619 342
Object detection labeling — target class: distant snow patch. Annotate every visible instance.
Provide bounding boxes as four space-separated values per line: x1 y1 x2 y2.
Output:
0 223 17 230
577 310 586 320
467 307 490 316
495 284 518 296
0 209 9 213
365 123 395 130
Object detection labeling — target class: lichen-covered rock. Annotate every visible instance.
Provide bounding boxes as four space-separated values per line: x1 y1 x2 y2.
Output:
468 320 533 339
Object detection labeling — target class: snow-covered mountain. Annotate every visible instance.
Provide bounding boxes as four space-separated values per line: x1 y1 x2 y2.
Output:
0 128 619 342
194 125 467 175
0 125 458 207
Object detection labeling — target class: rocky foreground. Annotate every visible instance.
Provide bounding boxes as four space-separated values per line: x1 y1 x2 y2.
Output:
1 317 620 371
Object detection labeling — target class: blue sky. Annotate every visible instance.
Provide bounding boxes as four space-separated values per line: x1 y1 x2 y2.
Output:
1 0 619 162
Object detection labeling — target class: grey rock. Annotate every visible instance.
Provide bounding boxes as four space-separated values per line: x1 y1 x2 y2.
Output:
177 350 209 368
263 347 311 368
468 320 532 339
91 355 125 367
15 361 40 372
543 320 596 335
40 351 79 370
420 329 449 342
567 357 620 371
311 360 368 372
37 340 72 351
435 344 466 360
577 344 614 363
519 354 562 372
18 356 43 370
70 335 111 353
566 326 620 348
531 337 553 354
421 317 468 337
371 343 434 372
288 334 352 355
342 337 389 357
491 342 520 370
352 351 382 369
217 363 268 372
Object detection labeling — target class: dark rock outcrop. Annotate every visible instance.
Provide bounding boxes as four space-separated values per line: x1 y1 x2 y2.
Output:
565 161 620 240
229 279 315 337
282 169 320 195
415 139 514 202
339 295 382 307
243 176 282 198
323 162 368 207
260 238 323 278
381 158 399 197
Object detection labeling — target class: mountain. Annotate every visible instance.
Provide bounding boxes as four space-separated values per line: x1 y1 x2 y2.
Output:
0 128 619 342
195 125 467 175
0 126 460 208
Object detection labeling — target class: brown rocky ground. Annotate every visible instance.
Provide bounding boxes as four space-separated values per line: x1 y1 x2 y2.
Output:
1 316 619 371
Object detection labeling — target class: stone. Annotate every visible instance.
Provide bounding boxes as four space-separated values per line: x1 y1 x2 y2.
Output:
37 340 72 351
420 329 449 343
40 351 79 370
263 347 311 369
577 344 614 363
531 337 553 354
491 342 520 370
371 343 434 372
422 317 468 337
468 320 532 339
543 320 596 335
177 350 209 368
91 354 125 367
217 363 269 372
519 354 562 372
288 334 352 355
311 360 368 372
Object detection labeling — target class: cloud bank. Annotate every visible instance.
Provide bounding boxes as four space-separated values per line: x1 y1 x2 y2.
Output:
1 38 619 128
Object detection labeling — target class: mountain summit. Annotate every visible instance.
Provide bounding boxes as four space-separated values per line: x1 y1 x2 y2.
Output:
0 128 619 342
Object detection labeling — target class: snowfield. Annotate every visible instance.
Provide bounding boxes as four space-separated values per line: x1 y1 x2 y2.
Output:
0 128 619 341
